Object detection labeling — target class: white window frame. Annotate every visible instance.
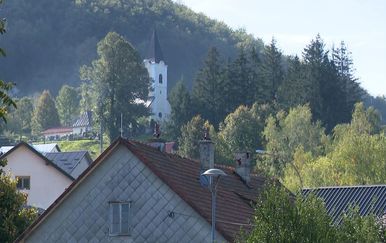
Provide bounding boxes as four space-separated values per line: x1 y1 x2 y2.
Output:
109 201 132 236
16 176 30 190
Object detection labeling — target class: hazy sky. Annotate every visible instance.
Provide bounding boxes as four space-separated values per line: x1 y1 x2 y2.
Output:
178 0 386 96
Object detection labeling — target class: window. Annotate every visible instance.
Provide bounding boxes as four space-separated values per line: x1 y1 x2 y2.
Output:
159 74 163 84
158 112 162 118
109 201 131 236
16 176 30 190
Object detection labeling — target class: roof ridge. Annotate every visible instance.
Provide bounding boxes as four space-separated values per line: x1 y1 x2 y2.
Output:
303 185 386 190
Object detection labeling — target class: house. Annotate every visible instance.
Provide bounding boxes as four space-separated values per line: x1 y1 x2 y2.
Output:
302 185 386 224
16 138 271 242
0 141 92 209
41 127 73 141
72 111 93 136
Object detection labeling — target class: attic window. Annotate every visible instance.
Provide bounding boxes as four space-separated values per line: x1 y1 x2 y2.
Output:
159 74 163 84
109 201 131 236
16 176 30 190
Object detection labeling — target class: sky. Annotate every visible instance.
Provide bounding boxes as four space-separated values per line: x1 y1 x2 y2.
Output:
177 0 386 97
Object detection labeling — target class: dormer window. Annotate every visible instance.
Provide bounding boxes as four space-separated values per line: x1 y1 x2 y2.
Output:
159 74 163 84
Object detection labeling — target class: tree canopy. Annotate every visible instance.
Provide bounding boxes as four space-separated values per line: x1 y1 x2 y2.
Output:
80 31 150 141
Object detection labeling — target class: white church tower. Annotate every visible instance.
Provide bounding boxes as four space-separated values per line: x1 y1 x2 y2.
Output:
144 29 171 123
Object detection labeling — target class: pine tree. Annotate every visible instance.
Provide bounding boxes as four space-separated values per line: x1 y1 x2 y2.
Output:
31 90 61 134
192 47 227 127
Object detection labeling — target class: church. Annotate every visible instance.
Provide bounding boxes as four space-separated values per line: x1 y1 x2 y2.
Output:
143 30 171 123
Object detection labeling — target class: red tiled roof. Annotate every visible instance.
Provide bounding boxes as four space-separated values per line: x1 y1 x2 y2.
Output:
16 138 272 242
41 127 73 135
124 139 269 242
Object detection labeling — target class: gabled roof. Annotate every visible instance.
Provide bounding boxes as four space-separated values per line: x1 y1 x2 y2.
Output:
16 138 271 242
33 143 61 153
0 143 60 154
302 185 386 224
72 111 92 128
0 141 74 181
146 29 164 63
44 151 92 177
41 127 73 135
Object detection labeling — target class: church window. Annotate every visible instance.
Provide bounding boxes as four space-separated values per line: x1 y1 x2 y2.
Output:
159 74 163 84
158 112 162 118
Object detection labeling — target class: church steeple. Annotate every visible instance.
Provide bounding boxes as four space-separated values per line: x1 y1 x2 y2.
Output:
147 29 164 63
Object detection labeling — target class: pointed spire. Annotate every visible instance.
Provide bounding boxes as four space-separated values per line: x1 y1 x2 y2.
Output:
147 28 164 63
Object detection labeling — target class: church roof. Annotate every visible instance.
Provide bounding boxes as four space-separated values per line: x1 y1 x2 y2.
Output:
146 29 164 63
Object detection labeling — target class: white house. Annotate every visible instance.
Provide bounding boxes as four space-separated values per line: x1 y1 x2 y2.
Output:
16 138 271 242
0 142 92 209
72 111 93 136
144 29 171 123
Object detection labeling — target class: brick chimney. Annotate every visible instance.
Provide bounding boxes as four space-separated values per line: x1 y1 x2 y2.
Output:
235 152 252 183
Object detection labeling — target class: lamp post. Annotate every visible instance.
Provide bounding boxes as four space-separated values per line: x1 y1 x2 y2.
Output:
202 168 226 243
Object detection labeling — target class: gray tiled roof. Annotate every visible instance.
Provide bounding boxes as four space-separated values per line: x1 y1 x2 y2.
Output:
44 151 91 176
72 111 92 128
146 29 164 63
302 185 386 224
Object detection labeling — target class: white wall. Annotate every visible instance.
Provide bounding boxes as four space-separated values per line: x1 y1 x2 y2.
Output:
2 145 73 209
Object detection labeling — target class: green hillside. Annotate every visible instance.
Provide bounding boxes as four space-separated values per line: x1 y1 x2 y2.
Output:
1 0 263 95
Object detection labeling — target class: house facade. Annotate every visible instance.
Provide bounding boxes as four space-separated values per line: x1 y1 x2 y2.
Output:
0 142 74 209
17 138 269 242
0 142 92 209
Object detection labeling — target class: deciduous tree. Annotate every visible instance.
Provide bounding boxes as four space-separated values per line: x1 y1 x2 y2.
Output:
56 85 80 126
80 32 150 141
31 90 60 134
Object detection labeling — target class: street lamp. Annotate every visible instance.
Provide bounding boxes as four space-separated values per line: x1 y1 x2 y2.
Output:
202 168 226 243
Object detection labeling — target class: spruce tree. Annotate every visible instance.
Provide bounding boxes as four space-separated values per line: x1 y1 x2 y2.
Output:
277 55 309 109
192 47 227 127
227 48 255 109
166 81 192 139
260 38 284 103
332 41 364 121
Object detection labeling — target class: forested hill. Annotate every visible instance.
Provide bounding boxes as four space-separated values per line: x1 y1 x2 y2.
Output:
0 0 263 95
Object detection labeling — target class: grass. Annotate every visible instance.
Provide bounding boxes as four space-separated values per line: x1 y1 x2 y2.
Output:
57 139 110 160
